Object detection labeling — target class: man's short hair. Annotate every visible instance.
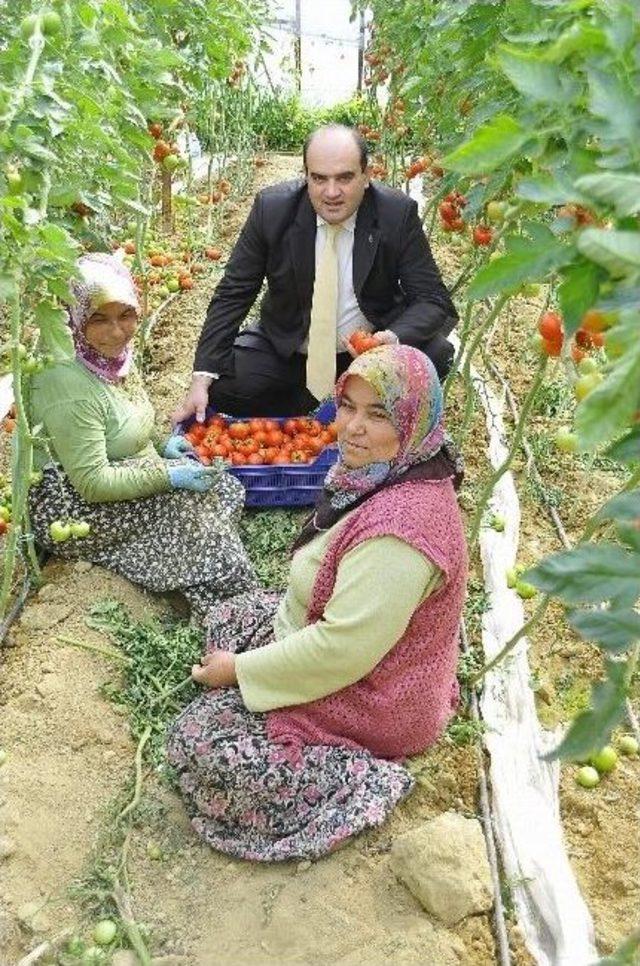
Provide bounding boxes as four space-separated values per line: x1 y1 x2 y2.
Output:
303 124 369 173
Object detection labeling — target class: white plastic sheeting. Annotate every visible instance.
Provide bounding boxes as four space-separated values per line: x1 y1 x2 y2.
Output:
0 374 12 422
467 355 598 965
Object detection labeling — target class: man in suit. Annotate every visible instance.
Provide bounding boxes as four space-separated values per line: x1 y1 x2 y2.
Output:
172 124 457 422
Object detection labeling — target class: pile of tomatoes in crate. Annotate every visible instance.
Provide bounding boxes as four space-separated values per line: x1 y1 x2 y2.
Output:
184 415 338 466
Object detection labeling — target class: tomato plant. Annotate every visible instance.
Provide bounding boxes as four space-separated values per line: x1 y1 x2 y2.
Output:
356 0 640 764
0 0 268 617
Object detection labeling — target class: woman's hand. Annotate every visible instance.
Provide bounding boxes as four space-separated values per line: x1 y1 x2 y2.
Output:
192 649 238 688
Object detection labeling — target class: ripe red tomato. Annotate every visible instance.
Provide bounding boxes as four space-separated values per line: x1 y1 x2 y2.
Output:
542 338 563 357
262 419 280 433
210 443 229 458
230 452 244 465
247 452 264 465
272 451 291 465
228 422 250 440
538 311 564 342
439 201 459 224
266 429 284 447
349 330 381 354
283 419 298 437
308 437 325 455
253 430 268 446
472 225 493 246
248 418 265 434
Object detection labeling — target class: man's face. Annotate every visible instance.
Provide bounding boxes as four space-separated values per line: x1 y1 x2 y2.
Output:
305 131 370 224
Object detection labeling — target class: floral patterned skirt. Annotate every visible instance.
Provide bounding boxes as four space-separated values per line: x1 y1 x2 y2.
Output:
29 465 257 617
166 590 415 862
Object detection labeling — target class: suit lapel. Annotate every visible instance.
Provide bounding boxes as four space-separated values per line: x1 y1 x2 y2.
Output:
353 188 380 296
287 191 317 306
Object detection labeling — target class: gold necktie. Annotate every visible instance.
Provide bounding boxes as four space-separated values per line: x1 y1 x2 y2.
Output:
306 224 341 399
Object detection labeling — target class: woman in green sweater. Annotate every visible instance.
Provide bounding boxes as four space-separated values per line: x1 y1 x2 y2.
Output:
28 253 256 617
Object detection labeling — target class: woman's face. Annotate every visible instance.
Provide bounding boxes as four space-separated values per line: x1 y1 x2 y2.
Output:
335 375 401 468
83 301 138 357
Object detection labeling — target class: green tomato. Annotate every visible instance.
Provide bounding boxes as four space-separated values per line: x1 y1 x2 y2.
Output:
41 11 62 35
22 355 41 374
591 745 618 774
576 765 599 789
0 748 7 767
166 278 180 293
577 356 599 376
575 372 603 402
163 154 181 172
486 201 508 224
491 514 505 532
506 567 518 589
554 428 579 454
70 520 91 539
617 735 639 756
515 580 537 600
29 471 43 487
20 13 39 39
49 520 71 543
5 165 23 194
92 918 117 946
156 285 170 299
520 283 541 297
146 840 163 860
0 506 11 523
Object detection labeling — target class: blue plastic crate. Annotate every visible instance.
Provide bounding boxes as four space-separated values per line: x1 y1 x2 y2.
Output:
178 401 338 508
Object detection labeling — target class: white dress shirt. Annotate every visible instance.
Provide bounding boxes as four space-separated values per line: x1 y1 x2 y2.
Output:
298 213 371 353
194 210 372 378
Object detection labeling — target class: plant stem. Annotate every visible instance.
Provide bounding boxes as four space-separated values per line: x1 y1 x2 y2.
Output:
118 725 151 822
457 294 510 447
469 594 551 688
468 353 548 547
55 634 132 664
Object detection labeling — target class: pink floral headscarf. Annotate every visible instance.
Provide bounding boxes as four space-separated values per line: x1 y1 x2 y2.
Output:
292 344 461 552
67 253 139 383
324 344 446 508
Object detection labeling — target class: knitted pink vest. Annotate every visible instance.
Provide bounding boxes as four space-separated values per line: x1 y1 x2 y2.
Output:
267 479 468 759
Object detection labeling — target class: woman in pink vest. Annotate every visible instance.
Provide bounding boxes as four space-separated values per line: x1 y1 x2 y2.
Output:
167 344 468 861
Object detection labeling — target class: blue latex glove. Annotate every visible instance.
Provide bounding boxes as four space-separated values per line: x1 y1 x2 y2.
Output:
164 434 194 460
168 463 224 492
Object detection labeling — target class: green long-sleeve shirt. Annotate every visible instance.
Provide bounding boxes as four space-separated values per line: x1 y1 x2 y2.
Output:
236 515 441 712
30 359 170 503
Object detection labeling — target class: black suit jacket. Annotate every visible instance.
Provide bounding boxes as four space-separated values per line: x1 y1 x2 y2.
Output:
194 179 458 374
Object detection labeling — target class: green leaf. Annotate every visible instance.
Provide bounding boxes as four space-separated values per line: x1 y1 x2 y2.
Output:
0 273 17 301
495 45 566 103
605 427 640 465
545 660 627 761
524 544 640 605
467 236 572 300
568 607 640 653
574 173 640 217
577 228 640 278
442 115 530 176
596 490 640 525
34 302 74 360
557 260 602 335
544 23 607 62
515 175 586 205
575 339 640 449
587 69 640 145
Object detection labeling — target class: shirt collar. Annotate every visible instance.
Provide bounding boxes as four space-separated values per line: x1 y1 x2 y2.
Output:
317 212 357 233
